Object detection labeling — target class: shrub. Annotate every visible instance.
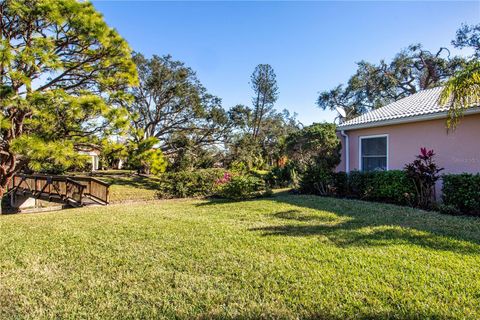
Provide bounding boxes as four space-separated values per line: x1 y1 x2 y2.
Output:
299 166 335 195
217 175 267 200
442 173 480 215
438 204 463 216
156 168 225 198
404 148 443 209
285 123 341 173
266 165 296 188
300 169 416 206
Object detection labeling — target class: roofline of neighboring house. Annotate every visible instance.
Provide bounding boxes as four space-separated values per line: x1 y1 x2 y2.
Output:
337 107 480 131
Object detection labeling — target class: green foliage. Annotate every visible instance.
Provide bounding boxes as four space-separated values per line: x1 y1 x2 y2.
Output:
318 44 466 119
300 169 416 206
404 148 443 209
250 64 279 139
217 175 267 200
126 137 167 175
285 122 341 172
226 65 299 170
265 164 296 188
440 24 480 128
441 60 480 128
11 136 88 174
156 169 225 198
127 53 230 155
349 171 417 205
0 0 137 193
442 174 480 215
2 194 480 318
101 140 128 169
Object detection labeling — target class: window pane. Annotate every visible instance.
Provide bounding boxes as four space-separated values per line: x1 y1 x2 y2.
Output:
362 156 387 171
361 137 387 156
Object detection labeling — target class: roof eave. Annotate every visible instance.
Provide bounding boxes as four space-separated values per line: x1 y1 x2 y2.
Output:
337 107 480 131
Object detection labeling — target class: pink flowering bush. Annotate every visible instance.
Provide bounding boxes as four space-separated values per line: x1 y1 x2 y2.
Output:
215 172 232 185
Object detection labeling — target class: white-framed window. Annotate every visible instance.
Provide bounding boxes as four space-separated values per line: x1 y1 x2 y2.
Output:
359 134 388 172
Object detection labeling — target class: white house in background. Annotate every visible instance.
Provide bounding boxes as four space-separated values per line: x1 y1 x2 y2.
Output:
76 146 101 171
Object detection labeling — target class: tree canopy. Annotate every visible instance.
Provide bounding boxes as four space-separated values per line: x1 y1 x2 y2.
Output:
318 44 466 119
0 0 137 195
127 53 230 152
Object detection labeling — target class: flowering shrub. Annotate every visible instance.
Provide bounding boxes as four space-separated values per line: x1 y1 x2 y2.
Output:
215 172 232 185
404 147 443 209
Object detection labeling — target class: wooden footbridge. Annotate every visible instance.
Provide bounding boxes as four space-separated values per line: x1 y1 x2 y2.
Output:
7 174 110 208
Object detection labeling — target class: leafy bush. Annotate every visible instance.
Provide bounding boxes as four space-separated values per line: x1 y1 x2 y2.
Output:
217 175 267 200
350 170 416 205
299 166 335 195
156 169 225 198
404 148 443 209
442 174 480 215
265 164 297 188
300 169 416 206
285 123 341 173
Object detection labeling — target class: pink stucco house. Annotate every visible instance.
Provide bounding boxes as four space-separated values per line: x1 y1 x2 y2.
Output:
336 87 480 175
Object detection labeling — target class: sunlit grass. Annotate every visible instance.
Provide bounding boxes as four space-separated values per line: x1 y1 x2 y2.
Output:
1 193 479 319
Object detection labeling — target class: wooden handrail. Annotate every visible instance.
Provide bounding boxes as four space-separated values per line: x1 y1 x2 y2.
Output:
9 174 110 206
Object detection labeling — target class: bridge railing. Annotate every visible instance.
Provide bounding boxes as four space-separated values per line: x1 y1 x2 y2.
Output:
68 176 110 204
8 174 110 206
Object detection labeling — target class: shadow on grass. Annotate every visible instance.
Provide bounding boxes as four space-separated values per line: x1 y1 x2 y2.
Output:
198 192 480 255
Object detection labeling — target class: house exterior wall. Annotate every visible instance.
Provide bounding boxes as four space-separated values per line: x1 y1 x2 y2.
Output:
337 113 480 174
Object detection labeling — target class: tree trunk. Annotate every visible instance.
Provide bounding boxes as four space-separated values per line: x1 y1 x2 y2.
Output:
0 188 4 215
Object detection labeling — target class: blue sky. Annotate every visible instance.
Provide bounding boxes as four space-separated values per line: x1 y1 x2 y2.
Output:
93 1 479 125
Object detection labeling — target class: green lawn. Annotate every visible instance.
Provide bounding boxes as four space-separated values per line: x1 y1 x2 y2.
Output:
1 193 480 319
88 171 161 202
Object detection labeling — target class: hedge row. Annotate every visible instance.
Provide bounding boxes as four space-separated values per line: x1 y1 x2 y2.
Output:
300 169 417 206
154 168 268 200
155 168 225 198
299 169 480 215
442 173 480 216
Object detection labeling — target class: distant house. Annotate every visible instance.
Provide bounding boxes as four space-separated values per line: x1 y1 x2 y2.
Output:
336 87 480 175
76 145 101 171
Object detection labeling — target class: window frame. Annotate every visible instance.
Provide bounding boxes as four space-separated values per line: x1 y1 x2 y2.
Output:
358 134 389 172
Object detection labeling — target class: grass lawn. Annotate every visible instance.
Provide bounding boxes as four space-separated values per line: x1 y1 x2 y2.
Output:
1 193 480 319
88 171 162 202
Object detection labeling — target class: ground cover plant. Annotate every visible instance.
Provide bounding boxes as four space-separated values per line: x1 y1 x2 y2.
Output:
1 193 479 319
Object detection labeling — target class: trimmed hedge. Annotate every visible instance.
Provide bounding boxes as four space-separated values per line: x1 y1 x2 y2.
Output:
442 174 480 216
348 170 416 205
300 169 417 206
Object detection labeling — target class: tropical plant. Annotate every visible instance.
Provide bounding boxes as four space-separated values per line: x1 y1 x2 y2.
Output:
404 148 443 209
440 23 480 128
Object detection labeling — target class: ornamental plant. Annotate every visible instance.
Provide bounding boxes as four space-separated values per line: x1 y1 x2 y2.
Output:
404 148 444 209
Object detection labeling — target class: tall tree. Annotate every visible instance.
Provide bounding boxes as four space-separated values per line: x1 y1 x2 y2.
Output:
127 53 230 157
441 23 480 128
225 65 298 169
250 64 279 140
0 0 137 209
318 45 465 119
